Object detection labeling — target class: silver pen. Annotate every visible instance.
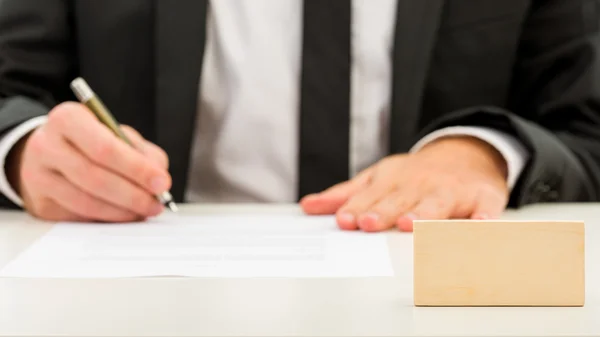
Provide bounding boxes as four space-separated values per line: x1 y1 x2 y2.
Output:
70 77 178 212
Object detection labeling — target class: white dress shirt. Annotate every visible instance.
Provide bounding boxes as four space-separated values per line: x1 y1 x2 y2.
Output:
0 0 529 206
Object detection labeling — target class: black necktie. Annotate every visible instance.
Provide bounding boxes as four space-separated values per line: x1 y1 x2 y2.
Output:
298 0 351 200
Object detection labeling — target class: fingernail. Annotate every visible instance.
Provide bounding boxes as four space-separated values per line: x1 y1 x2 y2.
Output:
397 213 417 231
474 213 491 220
337 212 355 225
150 203 164 216
151 176 167 193
302 193 319 201
362 212 379 221
359 212 380 231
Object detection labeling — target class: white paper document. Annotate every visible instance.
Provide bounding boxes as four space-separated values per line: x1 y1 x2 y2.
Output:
0 214 393 278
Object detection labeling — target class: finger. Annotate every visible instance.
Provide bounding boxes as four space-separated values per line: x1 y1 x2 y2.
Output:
470 186 508 220
46 102 171 195
120 124 145 144
28 198 89 222
358 188 421 232
300 168 372 215
121 125 169 169
44 171 143 223
398 190 457 232
39 134 164 218
336 179 394 231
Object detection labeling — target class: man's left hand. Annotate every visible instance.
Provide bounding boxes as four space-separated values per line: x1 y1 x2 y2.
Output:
300 136 510 232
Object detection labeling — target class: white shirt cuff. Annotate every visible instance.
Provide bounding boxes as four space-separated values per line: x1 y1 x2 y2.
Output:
410 126 530 191
0 116 48 207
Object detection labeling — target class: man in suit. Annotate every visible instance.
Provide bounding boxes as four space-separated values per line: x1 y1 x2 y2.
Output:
1 0 599 232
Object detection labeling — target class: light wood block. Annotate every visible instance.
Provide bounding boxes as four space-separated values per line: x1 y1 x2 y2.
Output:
413 220 585 306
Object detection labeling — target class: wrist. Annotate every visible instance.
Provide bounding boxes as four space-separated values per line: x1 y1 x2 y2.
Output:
418 136 508 179
5 132 31 197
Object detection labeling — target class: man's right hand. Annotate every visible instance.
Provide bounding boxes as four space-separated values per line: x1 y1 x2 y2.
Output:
6 102 172 222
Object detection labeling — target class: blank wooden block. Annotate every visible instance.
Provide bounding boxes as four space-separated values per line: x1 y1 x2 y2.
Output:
413 220 585 306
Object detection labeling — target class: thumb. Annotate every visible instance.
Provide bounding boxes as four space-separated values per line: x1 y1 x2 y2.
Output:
300 168 372 215
121 125 169 170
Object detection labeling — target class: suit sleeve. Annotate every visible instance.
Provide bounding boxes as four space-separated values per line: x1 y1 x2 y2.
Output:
416 0 600 207
0 0 73 208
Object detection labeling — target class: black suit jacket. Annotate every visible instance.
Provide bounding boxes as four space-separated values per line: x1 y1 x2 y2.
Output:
1 0 600 209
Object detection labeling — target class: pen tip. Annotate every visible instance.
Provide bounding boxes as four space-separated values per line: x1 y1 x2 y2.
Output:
167 202 179 212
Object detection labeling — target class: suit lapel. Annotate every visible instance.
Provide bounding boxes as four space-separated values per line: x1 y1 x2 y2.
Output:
154 0 208 201
389 0 445 153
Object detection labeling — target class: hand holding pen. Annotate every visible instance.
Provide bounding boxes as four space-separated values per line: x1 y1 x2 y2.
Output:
4 78 176 222
70 78 178 212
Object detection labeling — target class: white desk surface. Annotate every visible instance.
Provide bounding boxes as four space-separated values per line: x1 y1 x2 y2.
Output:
0 203 599 337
